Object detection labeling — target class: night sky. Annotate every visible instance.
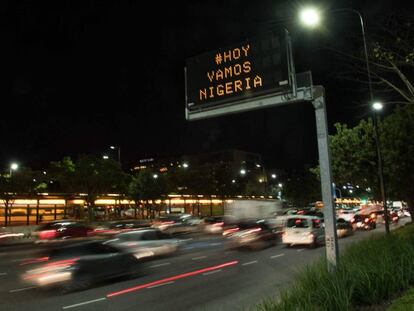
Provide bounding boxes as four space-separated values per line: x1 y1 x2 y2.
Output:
0 0 405 171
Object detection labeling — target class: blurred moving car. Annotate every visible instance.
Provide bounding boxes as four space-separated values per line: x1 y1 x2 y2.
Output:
224 219 277 250
21 240 139 292
201 216 225 234
0 227 26 244
353 213 376 230
92 220 152 236
33 220 94 242
336 218 355 238
106 228 180 259
282 215 325 248
152 214 200 235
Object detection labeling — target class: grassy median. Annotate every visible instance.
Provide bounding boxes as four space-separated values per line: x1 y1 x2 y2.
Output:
257 223 414 311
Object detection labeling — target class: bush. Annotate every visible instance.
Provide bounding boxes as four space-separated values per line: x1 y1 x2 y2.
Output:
258 224 414 311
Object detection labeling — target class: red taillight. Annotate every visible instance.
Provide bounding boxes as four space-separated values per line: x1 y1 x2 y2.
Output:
39 230 57 240
20 256 50 266
213 222 224 227
223 227 239 236
45 257 80 268
245 228 262 234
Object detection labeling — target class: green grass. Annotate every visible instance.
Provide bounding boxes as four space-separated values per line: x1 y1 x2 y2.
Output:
387 287 414 311
257 224 414 311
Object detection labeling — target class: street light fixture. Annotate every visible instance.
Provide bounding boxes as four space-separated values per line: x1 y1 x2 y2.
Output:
372 102 383 111
299 7 390 234
102 155 109 160
109 145 121 164
10 163 18 177
299 7 321 28
240 169 246 175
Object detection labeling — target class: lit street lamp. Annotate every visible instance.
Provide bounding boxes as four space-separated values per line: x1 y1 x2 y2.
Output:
110 146 121 164
299 7 390 234
299 7 321 28
102 155 109 160
10 163 18 177
373 102 383 111
240 169 246 175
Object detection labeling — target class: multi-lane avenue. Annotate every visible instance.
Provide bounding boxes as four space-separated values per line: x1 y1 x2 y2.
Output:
0 220 407 311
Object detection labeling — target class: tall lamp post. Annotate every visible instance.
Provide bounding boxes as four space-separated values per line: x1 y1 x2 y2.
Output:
110 146 121 165
299 7 390 234
372 102 390 233
10 163 19 177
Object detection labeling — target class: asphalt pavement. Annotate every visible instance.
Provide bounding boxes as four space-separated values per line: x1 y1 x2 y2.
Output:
0 220 408 311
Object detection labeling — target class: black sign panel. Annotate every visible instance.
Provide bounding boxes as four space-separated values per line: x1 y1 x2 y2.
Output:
185 32 290 111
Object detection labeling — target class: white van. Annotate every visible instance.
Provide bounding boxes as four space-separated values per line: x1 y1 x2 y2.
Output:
282 215 325 248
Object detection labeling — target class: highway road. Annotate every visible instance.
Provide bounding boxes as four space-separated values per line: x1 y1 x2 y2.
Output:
0 220 407 311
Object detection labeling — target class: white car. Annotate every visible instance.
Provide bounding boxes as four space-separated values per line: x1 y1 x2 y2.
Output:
106 228 180 259
337 209 355 222
282 215 325 248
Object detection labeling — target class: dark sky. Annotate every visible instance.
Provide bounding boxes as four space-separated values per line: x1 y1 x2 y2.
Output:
0 0 405 171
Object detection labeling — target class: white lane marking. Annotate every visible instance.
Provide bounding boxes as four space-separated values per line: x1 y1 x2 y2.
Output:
0 272 7 276
62 298 106 309
192 256 207 260
297 248 305 252
242 260 258 266
203 269 222 276
270 253 285 259
147 281 175 289
9 286 36 293
149 262 171 268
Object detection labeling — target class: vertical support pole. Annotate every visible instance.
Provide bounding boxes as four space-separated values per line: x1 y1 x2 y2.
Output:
36 199 40 225
312 86 339 270
26 204 30 225
4 204 7 226
373 114 390 234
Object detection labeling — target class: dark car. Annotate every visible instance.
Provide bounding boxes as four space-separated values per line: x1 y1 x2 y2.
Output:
22 240 140 292
224 219 278 250
336 218 355 238
33 220 94 242
201 216 225 234
375 210 399 224
353 214 376 230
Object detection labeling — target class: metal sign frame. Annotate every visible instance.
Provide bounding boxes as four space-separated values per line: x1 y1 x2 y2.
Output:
184 32 339 270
